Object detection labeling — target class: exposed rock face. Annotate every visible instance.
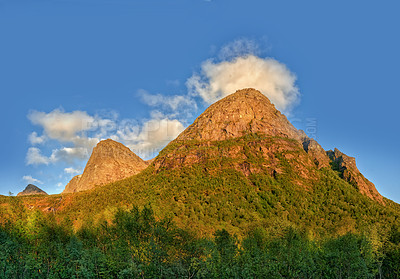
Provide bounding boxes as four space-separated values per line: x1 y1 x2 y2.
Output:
17 184 48 196
176 88 306 142
154 88 382 202
155 89 326 174
327 148 383 203
302 138 330 169
63 139 147 193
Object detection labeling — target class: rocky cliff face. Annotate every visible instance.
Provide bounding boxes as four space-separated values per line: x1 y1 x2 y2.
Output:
17 184 48 196
327 148 383 203
154 88 382 202
63 139 147 193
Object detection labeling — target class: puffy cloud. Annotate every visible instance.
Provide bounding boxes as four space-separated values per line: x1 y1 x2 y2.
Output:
26 109 105 165
28 132 46 145
22 175 43 184
186 54 299 113
28 109 94 142
64 167 81 175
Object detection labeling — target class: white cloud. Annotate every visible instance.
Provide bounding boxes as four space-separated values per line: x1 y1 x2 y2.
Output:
186 54 299 113
51 147 91 163
139 89 197 112
64 167 81 175
28 132 46 145
28 109 95 142
26 147 51 165
26 142 96 166
22 175 43 185
26 109 104 165
26 107 186 164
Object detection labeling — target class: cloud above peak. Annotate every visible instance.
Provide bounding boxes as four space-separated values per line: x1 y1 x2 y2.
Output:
22 175 42 185
28 109 95 142
218 38 262 61
186 54 299 113
139 90 197 112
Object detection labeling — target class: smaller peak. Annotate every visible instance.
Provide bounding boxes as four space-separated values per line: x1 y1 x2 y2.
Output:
17 184 48 196
63 139 148 193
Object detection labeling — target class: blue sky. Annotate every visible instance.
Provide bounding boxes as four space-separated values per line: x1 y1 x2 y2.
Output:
1 0 399 203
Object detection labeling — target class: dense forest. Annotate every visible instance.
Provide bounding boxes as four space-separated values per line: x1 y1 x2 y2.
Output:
1 201 400 278
2 133 400 277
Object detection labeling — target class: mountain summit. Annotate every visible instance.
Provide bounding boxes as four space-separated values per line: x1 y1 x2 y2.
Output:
63 139 147 193
176 88 304 142
154 88 382 203
17 184 48 196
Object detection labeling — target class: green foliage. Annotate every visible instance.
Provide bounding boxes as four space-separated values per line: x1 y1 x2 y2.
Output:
1 207 400 278
2 133 400 277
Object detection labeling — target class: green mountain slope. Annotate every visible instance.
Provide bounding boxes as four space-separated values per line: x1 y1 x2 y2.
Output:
1 88 399 240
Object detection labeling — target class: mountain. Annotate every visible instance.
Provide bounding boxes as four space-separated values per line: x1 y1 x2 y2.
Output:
63 139 147 193
154 88 381 202
17 184 48 196
7 88 395 238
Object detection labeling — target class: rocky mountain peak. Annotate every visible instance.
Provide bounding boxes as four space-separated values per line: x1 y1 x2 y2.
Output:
154 88 383 203
63 139 147 193
176 88 305 142
17 184 48 196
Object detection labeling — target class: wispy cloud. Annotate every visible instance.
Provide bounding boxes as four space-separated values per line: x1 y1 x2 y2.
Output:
26 147 51 165
139 89 196 112
22 175 42 185
28 132 47 145
218 38 262 61
64 167 81 175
